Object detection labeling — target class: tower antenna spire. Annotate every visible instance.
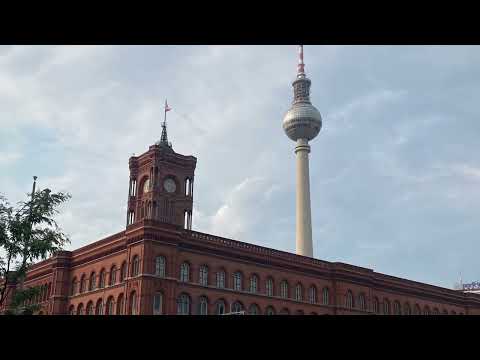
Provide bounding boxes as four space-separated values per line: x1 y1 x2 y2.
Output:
160 99 172 146
297 45 306 77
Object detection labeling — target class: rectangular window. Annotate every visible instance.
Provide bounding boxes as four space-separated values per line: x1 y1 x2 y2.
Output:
155 257 166 277
153 294 163 315
199 266 208 286
216 272 225 288
266 280 273 297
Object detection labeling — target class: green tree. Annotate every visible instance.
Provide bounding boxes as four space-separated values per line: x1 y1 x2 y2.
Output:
0 185 71 314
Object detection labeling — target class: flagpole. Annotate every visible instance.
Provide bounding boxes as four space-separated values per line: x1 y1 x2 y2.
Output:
164 99 167 127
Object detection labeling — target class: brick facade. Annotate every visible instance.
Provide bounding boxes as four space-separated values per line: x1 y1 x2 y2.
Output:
3 142 480 315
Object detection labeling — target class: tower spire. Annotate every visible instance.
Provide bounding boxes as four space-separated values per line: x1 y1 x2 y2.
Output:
297 45 306 78
160 99 172 148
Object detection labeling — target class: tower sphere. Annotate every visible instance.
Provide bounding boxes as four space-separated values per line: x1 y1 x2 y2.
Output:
283 102 322 142
282 46 322 143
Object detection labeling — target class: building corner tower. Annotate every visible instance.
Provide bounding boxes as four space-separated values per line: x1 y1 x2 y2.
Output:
283 45 322 257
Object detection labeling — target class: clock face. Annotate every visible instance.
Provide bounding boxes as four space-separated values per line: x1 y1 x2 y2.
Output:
163 178 176 193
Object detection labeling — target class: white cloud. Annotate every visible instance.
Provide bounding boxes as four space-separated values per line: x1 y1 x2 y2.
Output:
326 89 406 133
209 177 274 240
0 151 22 165
452 164 480 181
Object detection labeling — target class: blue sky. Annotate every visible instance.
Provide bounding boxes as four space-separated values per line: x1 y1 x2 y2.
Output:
1 45 479 289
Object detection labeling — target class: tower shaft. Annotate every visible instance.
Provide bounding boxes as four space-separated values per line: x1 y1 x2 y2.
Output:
295 138 313 257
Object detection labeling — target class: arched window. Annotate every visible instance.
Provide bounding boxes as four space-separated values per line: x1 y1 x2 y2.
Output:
266 278 274 297
89 272 96 291
129 178 137 197
233 272 242 291
295 283 303 301
216 270 226 288
77 303 84 315
442 309 448 315
308 286 317 304
231 301 243 313
383 299 391 315
106 297 115 315
177 293 190 315
71 277 78 296
117 294 125 315
199 265 208 286
248 304 260 315
198 296 208 315
358 293 366 311
99 269 106 289
86 301 94 315
127 210 135 225
69 305 75 315
280 308 290 315
296 310 305 315
216 300 226 315
38 286 43 303
155 256 166 277
451 310 457 315
153 293 163 315
373 297 379 314
80 274 86 293
180 262 190 282
142 177 150 195
423 306 431 315
129 291 137 315
120 262 127 282
266 306 276 315
433 308 439 315
414 304 421 315
96 299 103 315
322 287 329 305
250 275 258 293
280 280 289 298
345 290 354 309
183 208 192 230
404 302 412 315
394 301 401 315
109 265 117 286
185 178 191 196
131 255 140 277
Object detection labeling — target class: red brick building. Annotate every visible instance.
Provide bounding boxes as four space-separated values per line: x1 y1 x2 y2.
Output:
3 138 480 315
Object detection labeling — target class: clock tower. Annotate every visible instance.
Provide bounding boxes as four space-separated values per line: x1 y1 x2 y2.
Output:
126 111 196 230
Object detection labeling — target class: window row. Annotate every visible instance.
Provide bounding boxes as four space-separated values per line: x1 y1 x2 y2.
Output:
159 258 332 305
69 291 138 315
70 256 333 305
24 282 52 306
70 256 141 296
344 290 464 315
175 293 318 315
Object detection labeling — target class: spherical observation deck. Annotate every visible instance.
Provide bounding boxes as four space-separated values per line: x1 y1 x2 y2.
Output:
283 102 322 142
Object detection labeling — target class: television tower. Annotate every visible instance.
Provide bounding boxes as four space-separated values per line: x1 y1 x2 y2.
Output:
283 45 322 257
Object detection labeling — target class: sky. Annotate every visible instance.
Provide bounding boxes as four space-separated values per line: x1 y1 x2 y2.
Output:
1 45 479 289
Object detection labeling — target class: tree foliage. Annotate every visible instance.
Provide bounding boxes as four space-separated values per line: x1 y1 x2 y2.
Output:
0 189 71 314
